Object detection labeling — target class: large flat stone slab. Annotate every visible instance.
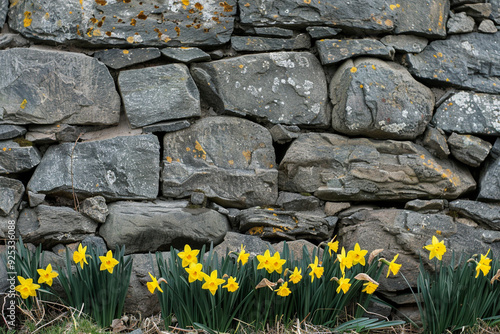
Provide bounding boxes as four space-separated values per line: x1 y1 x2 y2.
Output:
94 48 161 70
0 48 120 125
279 133 476 201
0 140 41 174
394 0 449 38
8 0 236 47
162 117 277 208
28 135 160 201
191 52 329 126
449 200 500 230
316 39 394 65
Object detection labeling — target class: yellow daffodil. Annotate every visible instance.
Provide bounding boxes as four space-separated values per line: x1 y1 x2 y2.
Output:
37 264 58 286
99 250 119 274
202 270 225 295
268 251 286 274
185 262 204 283
327 236 339 256
336 276 351 294
237 244 250 265
387 254 402 277
475 250 492 278
276 282 291 297
289 267 302 284
362 282 378 294
308 256 324 282
147 272 164 294
223 276 239 292
337 247 354 275
257 249 272 271
73 244 89 269
424 236 446 260
177 244 199 268
349 243 368 266
15 276 40 299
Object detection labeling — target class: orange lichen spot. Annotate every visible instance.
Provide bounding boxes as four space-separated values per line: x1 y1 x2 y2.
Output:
69 11 73 14
272 227 284 233
44 12 50 19
433 74 438 78
105 31 112 36
2 148 6 152
273 213 278 217
166 156 173 163
371 65 376 70
96 183 99 187
20 99 27 109
244 2 250 6
350 67 357 73
123 49 129 54
137 10 147 19
90 17 98 24
239 64 244 69
93 29 101 36
80 0 83 4
448 102 453 106
248 226 264 235
433 54 437 58
76 25 82 36
195 2 203 10
384 19 393 26
180 46 190 49
446 78 450 82
396 4 400 7
123 0 131 3
56 124 60 128
304 0 311 3
186 147 191 152
23 11 32 27
130 18 136 26
175 26 181 36
126 36 135 43
228 160 234 165
360 84 364 88
182 0 189 5
269 164 273 168
436 230 442 235
219 1 233 12
95 0 107 5
437 52 443 57
242 150 251 163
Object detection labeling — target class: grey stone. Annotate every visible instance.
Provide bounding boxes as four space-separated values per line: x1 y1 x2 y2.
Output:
17 205 98 248
447 133 492 167
0 177 24 216
380 35 428 53
26 124 107 144
253 27 295 38
0 140 41 174
447 12 475 34
161 47 211 63
212 231 272 258
28 135 160 201
407 33 500 94
81 235 108 255
208 50 224 60
306 26 342 39
478 19 498 33
451 0 483 6
273 239 323 261
162 117 277 208
277 192 320 211
0 48 120 125
330 58 434 140
191 52 329 126
209 202 230 216
404 199 446 213
231 34 311 52
81 196 108 223
433 91 500 135
118 64 200 128
491 0 500 24
449 199 500 230
190 192 206 206
492 138 500 159
142 120 191 134
0 0 6 28
238 207 331 242
316 39 395 65
395 0 449 38
421 126 450 159
0 33 30 49
8 0 236 47
279 133 476 201
324 202 351 216
456 3 493 18
28 191 45 207
478 157 500 201
239 0 396 33
269 124 301 144
100 200 229 254
0 125 26 140
94 48 161 70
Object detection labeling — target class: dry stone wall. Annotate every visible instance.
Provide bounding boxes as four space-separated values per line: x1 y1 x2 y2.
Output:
1 0 500 317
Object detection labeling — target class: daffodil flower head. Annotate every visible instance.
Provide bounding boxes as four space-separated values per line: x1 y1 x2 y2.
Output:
276 281 291 297
257 249 272 271
15 276 40 299
386 254 402 278
327 236 339 256
289 267 302 284
336 276 351 294
424 236 446 261
37 264 58 286
147 272 164 294
223 276 239 292
350 243 368 266
362 282 378 294
185 262 204 283
99 250 119 274
337 247 354 275
202 270 226 295
267 251 286 274
475 249 492 278
178 244 199 268
308 256 324 282
237 244 250 266
73 244 89 269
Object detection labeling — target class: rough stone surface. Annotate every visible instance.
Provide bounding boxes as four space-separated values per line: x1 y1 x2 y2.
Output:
81 235 108 255
279 133 476 201
100 200 229 254
118 64 200 128
491 0 500 24
94 48 161 70
160 47 211 63
447 12 475 34
17 205 98 248
492 138 500 160
0 140 41 174
0 125 26 140
330 58 434 140
0 33 30 49
404 199 446 213
247 27 295 38
432 91 500 135
162 117 277 208
478 19 498 33
478 157 500 201
0 176 24 216
456 3 492 18
269 124 300 144
231 34 311 52
380 35 428 53
213 231 272 258
450 199 500 230
324 202 351 216
276 192 320 211
25 124 106 144
316 39 394 65
395 0 449 38
306 26 342 39
447 133 492 167
0 208 18 238
190 192 206 206
0 48 120 125
191 52 329 126
28 191 45 207
28 135 160 201
142 120 191 134
273 239 323 261
81 196 109 223
421 126 450 159
407 33 500 94
8 0 236 47
238 207 331 242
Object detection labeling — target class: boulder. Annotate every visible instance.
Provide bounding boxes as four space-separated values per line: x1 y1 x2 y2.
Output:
0 48 120 125
8 0 236 47
316 39 394 65
447 12 475 34
191 52 329 127
162 117 277 208
81 196 109 224
269 124 301 144
118 64 200 128
0 125 26 140
380 35 428 53
421 126 450 159
27 135 160 201
455 3 492 18
478 157 500 201
0 140 41 174
395 0 449 38
279 133 476 201
17 205 98 248
447 133 492 167
407 33 500 94
160 47 211 63
94 48 161 70
0 177 24 216
449 199 500 230
99 200 229 254
231 34 311 52
478 19 498 33
330 58 434 140
276 192 320 211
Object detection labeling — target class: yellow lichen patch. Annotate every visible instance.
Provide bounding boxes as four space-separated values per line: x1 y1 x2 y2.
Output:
137 11 147 19
269 164 273 168
220 1 233 12
175 26 181 36
95 0 107 5
437 52 443 57
350 67 357 73
267 208 274 211
123 49 129 54
272 227 284 233
20 99 27 109
304 0 311 3
371 65 376 70
130 18 136 26
195 2 203 10
248 226 264 235
244 2 250 6
2 148 6 152
228 160 234 165
436 230 442 235
420 155 461 187
384 19 393 26
389 4 397 10
396 4 400 7
96 183 99 187
23 11 32 27
126 36 135 43
194 140 207 158
446 78 450 82
242 150 251 163
44 12 50 19
239 64 244 69
182 0 189 5
93 29 101 36
166 156 173 163
186 147 191 151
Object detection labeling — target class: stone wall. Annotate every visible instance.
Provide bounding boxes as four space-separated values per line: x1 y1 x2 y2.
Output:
1 0 500 317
